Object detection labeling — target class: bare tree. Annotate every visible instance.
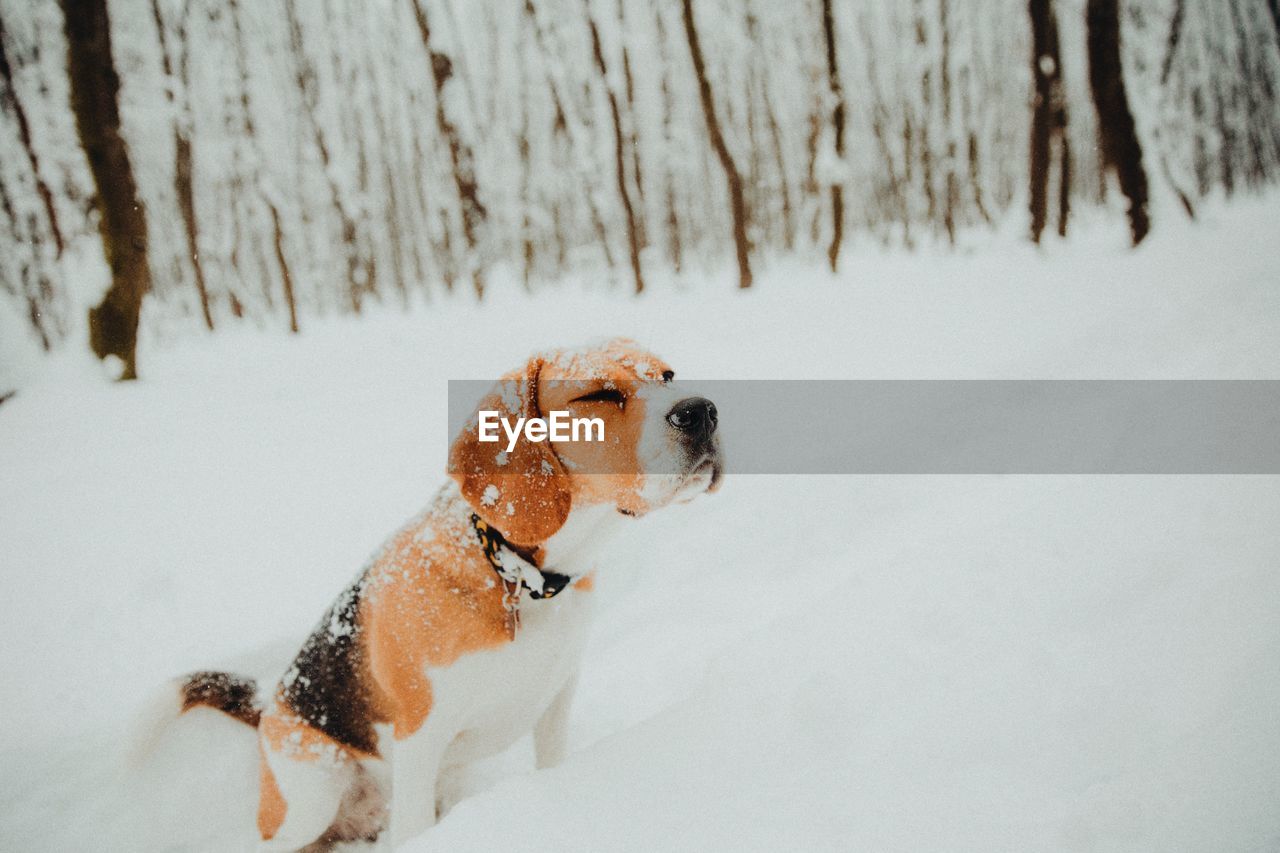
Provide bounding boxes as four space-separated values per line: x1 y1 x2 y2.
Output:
586 3 644 294
682 0 752 289
8 0 1280 359
1028 0 1071 242
287 0 374 312
1086 0 1150 245
411 0 486 297
0 12 63 259
821 0 846 271
62 0 151 379
148 0 213 331
267 201 299 334
1 6 66 351
654 7 683 273
523 0 614 272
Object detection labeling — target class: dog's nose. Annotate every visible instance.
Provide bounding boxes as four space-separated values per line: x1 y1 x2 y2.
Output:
667 397 718 437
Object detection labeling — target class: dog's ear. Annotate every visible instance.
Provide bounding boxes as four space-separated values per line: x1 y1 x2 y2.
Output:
449 357 572 547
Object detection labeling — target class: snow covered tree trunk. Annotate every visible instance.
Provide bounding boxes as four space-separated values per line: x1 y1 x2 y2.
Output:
681 0 752 289
1087 0 1150 245
146 0 211 332
410 0 486 299
0 9 64 351
1029 0 1071 243
0 16 63 263
821 0 845 272
586 3 644 294
63 0 150 379
5 0 1280 363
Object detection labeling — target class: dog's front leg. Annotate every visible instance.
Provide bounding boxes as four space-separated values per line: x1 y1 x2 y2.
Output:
388 727 447 847
534 673 578 769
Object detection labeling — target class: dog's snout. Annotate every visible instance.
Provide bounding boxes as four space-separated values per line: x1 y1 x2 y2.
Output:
667 397 718 437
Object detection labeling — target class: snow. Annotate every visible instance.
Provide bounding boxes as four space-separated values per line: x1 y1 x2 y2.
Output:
2 195 1280 851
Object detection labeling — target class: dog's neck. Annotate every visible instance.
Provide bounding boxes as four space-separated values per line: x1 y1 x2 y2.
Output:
539 500 625 574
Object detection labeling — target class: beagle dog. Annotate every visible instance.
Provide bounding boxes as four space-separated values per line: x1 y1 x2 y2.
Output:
170 340 722 850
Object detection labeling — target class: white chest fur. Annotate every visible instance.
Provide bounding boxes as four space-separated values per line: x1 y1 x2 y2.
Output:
426 583 595 765
379 489 609 792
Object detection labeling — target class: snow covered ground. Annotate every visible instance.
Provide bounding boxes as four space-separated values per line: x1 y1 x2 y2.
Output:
2 198 1280 851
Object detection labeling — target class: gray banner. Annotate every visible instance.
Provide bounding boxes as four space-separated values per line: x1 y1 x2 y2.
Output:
447 380 1280 474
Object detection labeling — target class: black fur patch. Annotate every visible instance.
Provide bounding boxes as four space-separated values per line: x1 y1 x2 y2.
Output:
180 670 261 727
279 577 384 756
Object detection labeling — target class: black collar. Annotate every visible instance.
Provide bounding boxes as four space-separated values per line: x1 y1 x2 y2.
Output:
470 514 574 600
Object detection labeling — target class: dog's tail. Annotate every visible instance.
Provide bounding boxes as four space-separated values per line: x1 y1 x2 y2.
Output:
129 670 263 766
122 672 266 847
177 670 263 727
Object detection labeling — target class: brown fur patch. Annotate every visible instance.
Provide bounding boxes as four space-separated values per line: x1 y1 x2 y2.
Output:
536 342 665 517
179 670 261 727
259 702 360 762
257 745 287 840
449 358 574 548
362 503 513 739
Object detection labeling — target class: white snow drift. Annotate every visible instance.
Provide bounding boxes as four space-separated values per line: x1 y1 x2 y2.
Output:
1 197 1279 851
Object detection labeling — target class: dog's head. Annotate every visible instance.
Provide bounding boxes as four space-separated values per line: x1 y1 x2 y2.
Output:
449 339 722 548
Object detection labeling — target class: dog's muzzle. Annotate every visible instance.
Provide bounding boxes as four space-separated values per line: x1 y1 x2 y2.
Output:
669 396 722 490
667 397 718 443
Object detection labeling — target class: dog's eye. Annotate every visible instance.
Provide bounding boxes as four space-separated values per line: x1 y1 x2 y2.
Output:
572 388 626 406
661 370 675 383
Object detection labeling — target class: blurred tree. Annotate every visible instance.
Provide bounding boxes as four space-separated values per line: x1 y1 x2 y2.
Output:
1029 0 1071 243
822 0 845 271
411 0 486 298
1 4 75 354
4 0 1280 364
682 0 752 289
1087 0 1150 246
62 0 150 379
587 3 644 294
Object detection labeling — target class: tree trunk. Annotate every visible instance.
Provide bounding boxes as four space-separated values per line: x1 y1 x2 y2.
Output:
1086 0 1151 245
681 0 752 289
147 0 212 331
0 12 64 258
822 0 846 272
653 8 683 273
938 0 959 244
523 0 614 272
62 0 151 379
267 201 299 334
286 0 372 312
587 11 644 294
1028 0 1069 243
173 134 213 331
411 0 486 298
